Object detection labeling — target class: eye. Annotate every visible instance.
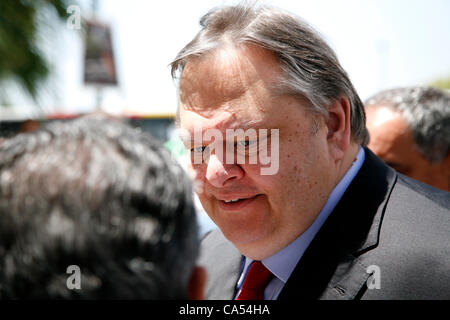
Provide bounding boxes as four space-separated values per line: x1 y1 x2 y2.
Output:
191 146 207 153
237 140 257 148
190 145 209 164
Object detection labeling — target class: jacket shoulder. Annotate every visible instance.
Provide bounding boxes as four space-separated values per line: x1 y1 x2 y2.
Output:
395 173 450 209
361 174 450 299
199 229 243 300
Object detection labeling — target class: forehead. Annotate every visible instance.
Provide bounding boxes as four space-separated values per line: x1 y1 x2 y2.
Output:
178 44 295 132
366 107 409 142
179 44 282 106
366 106 413 155
366 105 434 173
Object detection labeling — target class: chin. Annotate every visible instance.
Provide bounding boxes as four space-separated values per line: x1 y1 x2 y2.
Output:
220 221 278 258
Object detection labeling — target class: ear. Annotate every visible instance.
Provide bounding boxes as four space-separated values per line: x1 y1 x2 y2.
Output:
187 266 207 300
436 153 450 191
325 96 352 161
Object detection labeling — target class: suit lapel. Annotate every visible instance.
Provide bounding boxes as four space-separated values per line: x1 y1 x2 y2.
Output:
278 149 397 300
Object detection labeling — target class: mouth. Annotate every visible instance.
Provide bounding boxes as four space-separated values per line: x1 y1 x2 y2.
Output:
217 194 262 211
223 198 245 203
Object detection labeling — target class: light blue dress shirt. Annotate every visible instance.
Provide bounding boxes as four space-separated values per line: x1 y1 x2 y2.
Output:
235 147 366 300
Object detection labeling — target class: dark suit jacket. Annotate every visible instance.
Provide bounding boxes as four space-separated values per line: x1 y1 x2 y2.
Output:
199 149 450 299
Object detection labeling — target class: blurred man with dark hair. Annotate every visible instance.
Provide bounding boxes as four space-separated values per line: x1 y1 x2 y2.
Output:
366 86 450 191
0 116 205 299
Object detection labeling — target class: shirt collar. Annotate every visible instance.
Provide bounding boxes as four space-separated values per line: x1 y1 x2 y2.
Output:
238 146 366 286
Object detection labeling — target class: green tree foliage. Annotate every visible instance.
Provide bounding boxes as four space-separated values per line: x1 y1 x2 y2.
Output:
0 0 70 103
429 75 450 90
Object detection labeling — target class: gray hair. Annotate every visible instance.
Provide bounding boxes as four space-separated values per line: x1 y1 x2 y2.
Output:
365 86 450 163
0 116 198 299
170 2 369 145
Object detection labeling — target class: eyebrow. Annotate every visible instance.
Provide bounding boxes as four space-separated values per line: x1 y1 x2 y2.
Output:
223 119 271 131
183 116 272 133
181 122 276 145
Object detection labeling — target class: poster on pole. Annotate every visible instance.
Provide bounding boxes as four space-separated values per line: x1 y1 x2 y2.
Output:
83 20 118 85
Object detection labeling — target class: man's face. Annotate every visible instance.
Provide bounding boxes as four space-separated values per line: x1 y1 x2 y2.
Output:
366 106 449 191
178 45 337 259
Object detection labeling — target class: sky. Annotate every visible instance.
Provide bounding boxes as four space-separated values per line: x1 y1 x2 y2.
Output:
2 0 450 119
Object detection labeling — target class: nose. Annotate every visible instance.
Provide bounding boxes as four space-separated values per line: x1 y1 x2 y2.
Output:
205 153 244 188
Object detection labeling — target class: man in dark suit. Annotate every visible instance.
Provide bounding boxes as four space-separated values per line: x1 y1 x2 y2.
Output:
170 3 450 299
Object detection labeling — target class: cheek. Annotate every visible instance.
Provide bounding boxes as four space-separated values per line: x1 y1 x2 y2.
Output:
279 144 306 184
409 162 437 183
187 163 207 194
257 156 300 210
275 146 323 206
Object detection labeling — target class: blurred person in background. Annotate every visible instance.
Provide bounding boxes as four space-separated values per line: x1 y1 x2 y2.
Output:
365 86 450 191
0 116 205 299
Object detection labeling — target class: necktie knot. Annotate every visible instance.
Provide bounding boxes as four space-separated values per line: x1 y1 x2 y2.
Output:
237 261 273 300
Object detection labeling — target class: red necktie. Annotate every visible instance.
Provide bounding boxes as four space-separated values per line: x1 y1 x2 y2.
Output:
237 261 274 300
